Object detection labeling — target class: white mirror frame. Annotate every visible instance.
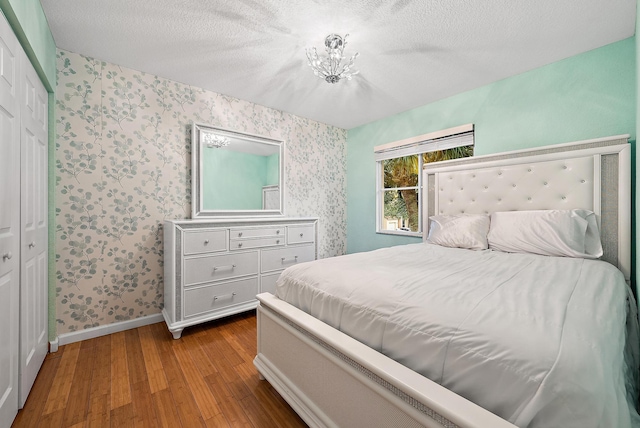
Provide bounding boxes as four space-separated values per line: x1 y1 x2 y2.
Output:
191 122 285 218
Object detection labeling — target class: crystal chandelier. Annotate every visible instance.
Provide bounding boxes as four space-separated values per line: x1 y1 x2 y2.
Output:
306 34 359 84
202 132 230 148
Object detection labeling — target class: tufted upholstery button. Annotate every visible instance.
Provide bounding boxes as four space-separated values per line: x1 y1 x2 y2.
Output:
543 182 548 185
484 211 489 214
512 184 516 187
498 172 502 175
471 199 475 202
460 187 464 191
528 168 532 172
562 196 566 200
563 166 568 169
472 175 476 178
498 198 502 202
581 180 585 183
528 197 532 201
484 186 488 189
440 188 443 191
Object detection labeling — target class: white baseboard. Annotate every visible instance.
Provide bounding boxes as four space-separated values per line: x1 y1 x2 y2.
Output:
55 313 165 347
49 337 59 353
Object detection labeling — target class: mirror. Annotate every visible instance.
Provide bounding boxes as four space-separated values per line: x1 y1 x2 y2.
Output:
191 122 285 217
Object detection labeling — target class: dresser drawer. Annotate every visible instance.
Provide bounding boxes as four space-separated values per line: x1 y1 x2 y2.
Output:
230 237 284 251
184 251 258 286
287 225 315 245
229 227 283 239
261 272 281 294
184 277 258 318
261 244 316 273
183 229 227 255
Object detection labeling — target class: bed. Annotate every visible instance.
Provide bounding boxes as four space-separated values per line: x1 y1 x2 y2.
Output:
253 135 638 428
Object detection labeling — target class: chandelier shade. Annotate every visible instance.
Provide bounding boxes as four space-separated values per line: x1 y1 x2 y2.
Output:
306 34 359 84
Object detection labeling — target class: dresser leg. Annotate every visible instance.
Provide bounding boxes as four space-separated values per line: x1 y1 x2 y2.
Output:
171 328 183 340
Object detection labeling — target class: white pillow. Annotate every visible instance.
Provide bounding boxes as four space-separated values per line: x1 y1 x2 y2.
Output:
487 209 603 259
427 214 490 250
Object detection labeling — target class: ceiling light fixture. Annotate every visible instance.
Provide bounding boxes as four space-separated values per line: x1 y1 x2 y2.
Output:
202 133 230 149
306 34 359 84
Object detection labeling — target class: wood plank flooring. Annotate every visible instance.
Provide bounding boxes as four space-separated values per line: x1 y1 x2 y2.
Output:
12 311 307 428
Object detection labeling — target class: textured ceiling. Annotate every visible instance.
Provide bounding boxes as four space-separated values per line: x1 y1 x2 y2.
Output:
40 0 636 130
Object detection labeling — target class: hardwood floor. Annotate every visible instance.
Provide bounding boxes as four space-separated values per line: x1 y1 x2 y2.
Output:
12 311 307 428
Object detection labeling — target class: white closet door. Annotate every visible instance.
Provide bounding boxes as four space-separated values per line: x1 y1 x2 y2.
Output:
19 47 48 408
0 12 21 426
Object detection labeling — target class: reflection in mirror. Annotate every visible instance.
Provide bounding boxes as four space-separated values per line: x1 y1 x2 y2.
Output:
192 123 285 217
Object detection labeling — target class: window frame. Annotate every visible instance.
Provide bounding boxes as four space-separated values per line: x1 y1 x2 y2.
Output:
375 124 474 237
376 156 424 237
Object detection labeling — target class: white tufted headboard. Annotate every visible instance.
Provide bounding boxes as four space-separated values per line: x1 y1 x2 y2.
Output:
422 135 631 282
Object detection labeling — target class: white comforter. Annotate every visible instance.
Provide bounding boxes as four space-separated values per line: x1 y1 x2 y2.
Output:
275 243 640 428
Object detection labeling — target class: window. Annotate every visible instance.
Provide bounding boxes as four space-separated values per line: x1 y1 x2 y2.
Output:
375 124 474 236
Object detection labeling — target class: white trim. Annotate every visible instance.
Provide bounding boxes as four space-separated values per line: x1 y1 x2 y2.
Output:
593 154 602 220
374 123 474 153
49 337 59 353
56 313 164 346
618 144 631 285
165 217 318 226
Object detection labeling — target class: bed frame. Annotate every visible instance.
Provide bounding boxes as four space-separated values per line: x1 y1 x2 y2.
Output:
254 135 631 428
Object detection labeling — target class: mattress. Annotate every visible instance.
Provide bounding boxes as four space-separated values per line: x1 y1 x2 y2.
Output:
275 243 640 428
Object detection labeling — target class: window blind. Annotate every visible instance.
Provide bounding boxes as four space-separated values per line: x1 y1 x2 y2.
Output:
374 126 474 162
374 132 474 161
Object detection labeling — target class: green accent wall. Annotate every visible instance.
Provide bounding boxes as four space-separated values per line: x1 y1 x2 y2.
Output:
266 153 279 186
0 0 58 341
631 1 640 294
347 38 636 257
0 0 56 90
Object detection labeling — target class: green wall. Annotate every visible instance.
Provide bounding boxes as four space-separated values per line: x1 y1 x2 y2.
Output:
203 149 272 210
0 0 57 341
0 0 56 90
631 1 640 290
347 37 636 255
266 153 279 186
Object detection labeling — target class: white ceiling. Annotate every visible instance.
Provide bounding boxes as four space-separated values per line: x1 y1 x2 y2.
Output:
40 0 636 130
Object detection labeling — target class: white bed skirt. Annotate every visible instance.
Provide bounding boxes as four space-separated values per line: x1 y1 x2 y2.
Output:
254 293 516 428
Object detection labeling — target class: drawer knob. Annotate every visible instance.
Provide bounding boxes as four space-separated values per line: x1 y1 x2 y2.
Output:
238 243 243 248
214 292 236 301
204 239 209 244
29 241 36 248
2 252 12 261
300 233 304 237
276 230 280 234
276 240 280 244
238 232 243 237
213 264 236 272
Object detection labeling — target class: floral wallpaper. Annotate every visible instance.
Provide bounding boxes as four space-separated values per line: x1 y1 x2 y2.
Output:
55 49 347 334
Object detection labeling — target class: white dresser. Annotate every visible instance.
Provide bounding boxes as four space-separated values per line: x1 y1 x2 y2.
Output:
163 218 317 338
